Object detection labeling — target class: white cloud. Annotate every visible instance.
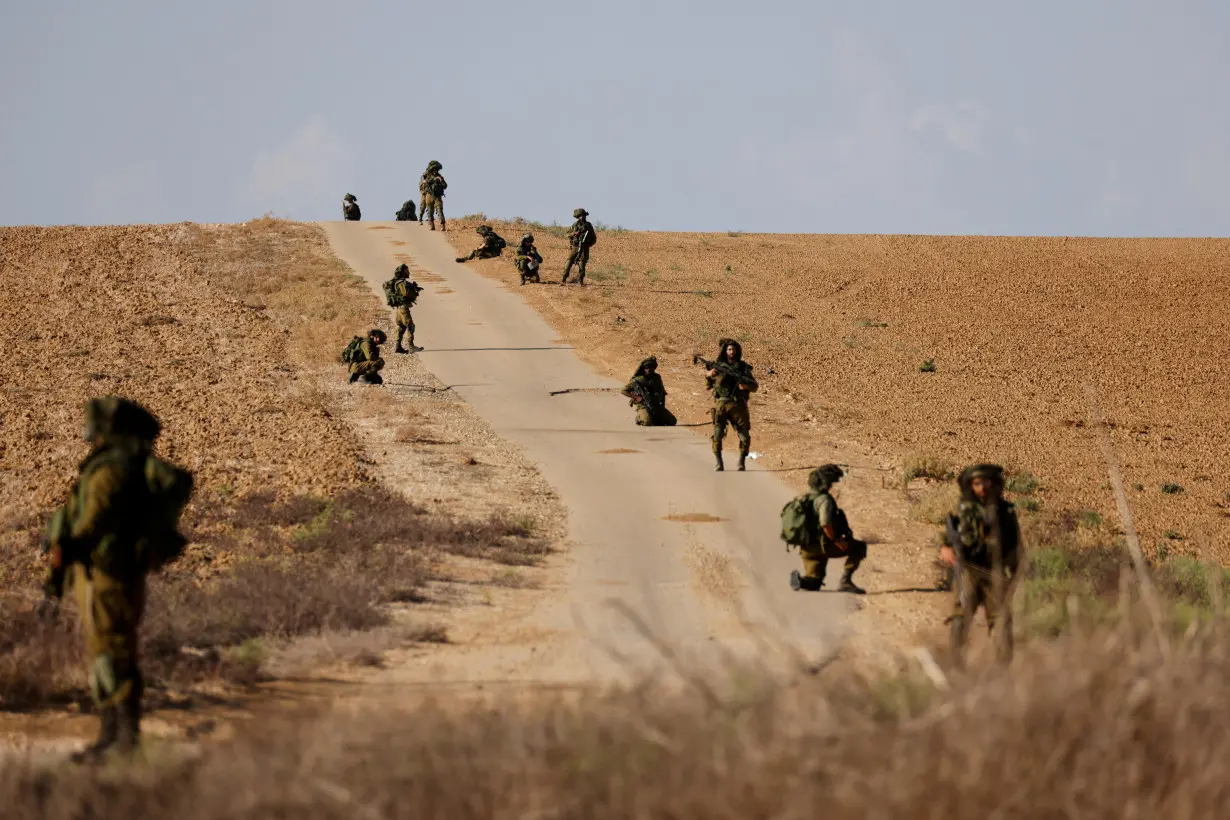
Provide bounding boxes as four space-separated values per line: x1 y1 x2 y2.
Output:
85 160 165 224
240 118 352 217
910 101 989 155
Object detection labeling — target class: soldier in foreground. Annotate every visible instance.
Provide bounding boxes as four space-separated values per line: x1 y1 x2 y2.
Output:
698 338 757 471
781 465 867 594
395 199 417 221
383 264 424 353
514 233 543 285
342 193 361 221
419 160 447 230
560 208 596 285
621 357 677 426
42 397 193 763
455 225 507 263
941 463 1022 667
343 329 387 384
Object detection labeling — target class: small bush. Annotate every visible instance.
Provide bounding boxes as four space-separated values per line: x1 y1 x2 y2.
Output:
1005 472 1041 495
1161 483 1184 495
903 454 953 483
919 359 937 373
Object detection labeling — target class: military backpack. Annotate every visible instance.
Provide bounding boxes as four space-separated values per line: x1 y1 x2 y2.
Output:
780 492 819 547
341 335 364 363
383 278 405 308
134 455 194 572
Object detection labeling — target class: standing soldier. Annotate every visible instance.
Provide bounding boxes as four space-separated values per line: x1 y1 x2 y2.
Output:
703 338 758 471
941 463 1022 667
384 264 424 354
342 193 361 221
419 161 447 231
784 465 867 594
454 225 507 263
41 397 193 763
560 208 596 285
621 357 677 426
345 328 387 384
514 233 543 285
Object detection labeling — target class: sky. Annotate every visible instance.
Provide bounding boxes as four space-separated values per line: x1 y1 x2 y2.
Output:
1 0 1227 235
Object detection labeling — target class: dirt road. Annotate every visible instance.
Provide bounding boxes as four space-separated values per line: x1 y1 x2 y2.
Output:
321 221 856 686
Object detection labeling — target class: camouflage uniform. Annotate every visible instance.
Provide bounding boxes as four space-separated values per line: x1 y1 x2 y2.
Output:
342 193 361 221
419 161 447 230
791 465 866 594
455 226 506 262
621 357 677 427
514 234 543 285
706 338 758 471
947 464 1021 666
43 397 182 762
560 208 596 285
349 330 387 384
395 200 417 221
390 266 423 353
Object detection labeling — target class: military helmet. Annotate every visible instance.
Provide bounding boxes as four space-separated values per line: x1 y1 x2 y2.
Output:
394 263 410 278
477 225 491 235
427 160 442 171
522 233 534 243
958 463 1005 497
808 464 845 491
573 208 588 218
343 193 357 202
83 396 161 443
369 328 387 343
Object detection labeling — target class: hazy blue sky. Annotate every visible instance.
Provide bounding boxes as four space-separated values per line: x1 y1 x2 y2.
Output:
2 0 1227 235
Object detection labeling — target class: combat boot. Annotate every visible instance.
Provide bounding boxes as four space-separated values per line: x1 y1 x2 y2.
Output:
429 221 436 231
714 452 724 472
113 699 141 756
71 706 118 764
838 568 865 595
737 451 748 471
440 219 447 231
408 334 424 352
395 344 409 355
348 371 360 384
363 373 384 386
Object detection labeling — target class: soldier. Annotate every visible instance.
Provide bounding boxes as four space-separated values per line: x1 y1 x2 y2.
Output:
41 397 193 763
941 463 1022 668
560 208 596 285
342 193 361 221
788 465 867 594
705 338 757 471
621 357 677 427
386 264 424 353
395 199 417 221
419 161 447 231
348 328 387 384
514 233 543 285
454 225 507 263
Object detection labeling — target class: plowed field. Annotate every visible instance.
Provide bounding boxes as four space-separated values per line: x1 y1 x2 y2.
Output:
449 219 1230 560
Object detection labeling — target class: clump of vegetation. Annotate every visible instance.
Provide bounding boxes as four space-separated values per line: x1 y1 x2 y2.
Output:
903 454 954 483
856 318 889 328
1161 483 1184 495
1005 471 1041 495
919 359 937 373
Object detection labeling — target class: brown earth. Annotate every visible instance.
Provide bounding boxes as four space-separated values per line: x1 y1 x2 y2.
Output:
446 218 1230 647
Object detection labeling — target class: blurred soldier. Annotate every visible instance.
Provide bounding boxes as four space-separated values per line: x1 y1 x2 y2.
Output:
786 465 867 594
419 161 447 230
621 357 676 426
514 233 543 285
454 225 507 263
42 397 193 763
560 208 596 285
395 200 417 221
941 463 1022 667
704 338 757 471
342 193 361 221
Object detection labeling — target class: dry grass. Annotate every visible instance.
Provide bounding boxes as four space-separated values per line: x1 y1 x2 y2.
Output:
3 618 1230 817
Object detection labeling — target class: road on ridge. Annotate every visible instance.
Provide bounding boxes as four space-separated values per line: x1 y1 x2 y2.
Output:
321 221 854 686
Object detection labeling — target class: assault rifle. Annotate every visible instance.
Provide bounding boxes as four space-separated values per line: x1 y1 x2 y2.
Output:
691 355 757 390
624 380 665 417
943 513 968 609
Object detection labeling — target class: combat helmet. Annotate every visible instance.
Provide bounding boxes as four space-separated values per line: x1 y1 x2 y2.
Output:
394 263 410 278
477 225 491 235
521 233 534 244
573 208 588 218
368 328 387 344
343 193 357 202
808 464 845 491
635 356 658 375
426 160 442 172
957 463 1005 499
83 396 161 444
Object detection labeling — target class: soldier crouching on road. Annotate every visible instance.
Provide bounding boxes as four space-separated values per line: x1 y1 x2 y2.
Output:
621 357 677 427
783 465 867 594
942 463 1022 668
515 233 543 285
344 329 387 385
41 397 193 763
